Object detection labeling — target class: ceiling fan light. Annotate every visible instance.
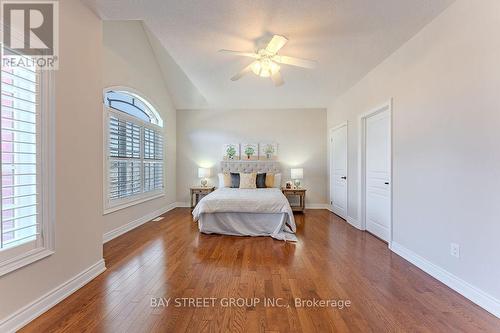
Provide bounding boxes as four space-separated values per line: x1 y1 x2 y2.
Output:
260 61 280 78
250 59 281 78
251 61 262 76
223 36 315 85
260 70 271 78
270 62 280 74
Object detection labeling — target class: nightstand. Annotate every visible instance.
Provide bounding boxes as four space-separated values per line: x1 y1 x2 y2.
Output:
281 188 306 212
190 186 215 209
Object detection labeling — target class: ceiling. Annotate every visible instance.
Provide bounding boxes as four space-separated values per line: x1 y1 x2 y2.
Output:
85 0 454 109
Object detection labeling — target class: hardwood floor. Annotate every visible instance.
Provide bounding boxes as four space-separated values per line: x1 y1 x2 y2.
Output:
21 209 499 332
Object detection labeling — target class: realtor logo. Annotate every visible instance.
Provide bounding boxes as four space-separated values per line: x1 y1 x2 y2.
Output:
1 0 59 69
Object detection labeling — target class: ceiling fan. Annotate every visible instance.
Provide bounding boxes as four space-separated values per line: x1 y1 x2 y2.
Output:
219 35 317 86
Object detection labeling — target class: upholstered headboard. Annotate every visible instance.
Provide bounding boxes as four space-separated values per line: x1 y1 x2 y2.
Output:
220 161 281 174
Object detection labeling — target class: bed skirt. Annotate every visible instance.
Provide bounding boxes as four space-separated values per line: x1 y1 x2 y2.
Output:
197 212 297 241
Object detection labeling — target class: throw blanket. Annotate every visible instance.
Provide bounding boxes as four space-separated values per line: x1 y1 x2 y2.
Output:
192 188 296 240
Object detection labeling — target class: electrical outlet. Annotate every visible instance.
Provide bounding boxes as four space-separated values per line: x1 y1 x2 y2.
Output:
450 243 460 258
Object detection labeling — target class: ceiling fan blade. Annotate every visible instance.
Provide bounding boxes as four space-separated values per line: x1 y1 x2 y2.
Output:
273 55 317 69
231 62 256 81
219 49 259 58
271 71 284 87
265 35 288 54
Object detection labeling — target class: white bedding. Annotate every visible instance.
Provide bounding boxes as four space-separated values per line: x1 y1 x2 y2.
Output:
198 213 288 238
192 188 296 241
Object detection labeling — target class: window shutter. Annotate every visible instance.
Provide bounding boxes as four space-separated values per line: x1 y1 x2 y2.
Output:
104 90 164 210
108 116 142 200
1 65 39 250
143 127 163 192
109 116 141 159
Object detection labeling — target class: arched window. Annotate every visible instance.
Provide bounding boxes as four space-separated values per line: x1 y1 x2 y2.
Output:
103 88 164 212
104 90 163 127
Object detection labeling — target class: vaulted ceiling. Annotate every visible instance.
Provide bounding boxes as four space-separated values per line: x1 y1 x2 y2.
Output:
84 0 454 109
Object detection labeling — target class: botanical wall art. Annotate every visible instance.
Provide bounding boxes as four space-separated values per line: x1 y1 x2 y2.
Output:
259 143 278 160
241 143 258 160
222 142 279 160
222 143 240 160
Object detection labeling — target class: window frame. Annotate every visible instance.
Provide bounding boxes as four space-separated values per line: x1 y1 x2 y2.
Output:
102 87 165 214
0 67 55 277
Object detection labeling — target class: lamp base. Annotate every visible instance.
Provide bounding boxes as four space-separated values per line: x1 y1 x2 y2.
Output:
294 180 301 189
201 179 208 187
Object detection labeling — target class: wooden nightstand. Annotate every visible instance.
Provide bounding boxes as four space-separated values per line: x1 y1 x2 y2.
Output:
190 186 215 209
282 188 306 212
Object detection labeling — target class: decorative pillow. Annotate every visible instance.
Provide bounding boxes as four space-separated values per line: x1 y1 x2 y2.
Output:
265 173 275 188
239 173 257 189
218 173 232 188
223 173 231 187
256 173 266 188
273 173 282 188
230 172 240 188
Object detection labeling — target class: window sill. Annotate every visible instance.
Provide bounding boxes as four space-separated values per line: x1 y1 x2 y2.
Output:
103 192 165 215
0 247 54 277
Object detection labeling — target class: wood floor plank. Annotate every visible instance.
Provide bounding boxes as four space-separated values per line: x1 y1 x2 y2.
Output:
20 208 500 332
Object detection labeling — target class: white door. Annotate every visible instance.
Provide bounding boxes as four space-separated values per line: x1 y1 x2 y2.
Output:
365 109 391 242
330 125 348 219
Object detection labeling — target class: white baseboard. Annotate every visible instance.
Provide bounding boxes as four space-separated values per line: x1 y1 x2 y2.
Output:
390 242 500 318
347 216 363 230
103 202 177 243
324 209 363 230
175 201 190 208
0 259 106 333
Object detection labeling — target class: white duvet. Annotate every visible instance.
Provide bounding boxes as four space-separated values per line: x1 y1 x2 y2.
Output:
192 188 296 241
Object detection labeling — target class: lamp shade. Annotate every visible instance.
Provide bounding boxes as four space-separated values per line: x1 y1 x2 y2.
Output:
198 168 210 178
291 168 303 180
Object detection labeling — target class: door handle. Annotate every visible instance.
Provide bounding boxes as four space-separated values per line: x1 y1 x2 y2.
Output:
341 176 347 180
384 182 390 185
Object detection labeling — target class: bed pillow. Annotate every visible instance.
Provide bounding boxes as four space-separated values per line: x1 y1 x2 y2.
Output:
218 173 232 188
239 173 257 189
218 173 224 188
230 172 240 188
223 173 232 187
273 173 282 188
265 173 275 188
256 173 266 188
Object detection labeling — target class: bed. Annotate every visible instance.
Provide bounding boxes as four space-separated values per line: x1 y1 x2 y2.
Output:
192 161 297 241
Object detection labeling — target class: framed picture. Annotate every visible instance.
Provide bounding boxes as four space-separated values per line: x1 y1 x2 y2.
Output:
259 142 278 160
223 143 240 160
241 143 258 160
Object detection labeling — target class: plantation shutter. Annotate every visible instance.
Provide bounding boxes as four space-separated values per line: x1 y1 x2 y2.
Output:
1 64 40 251
108 115 142 200
143 127 163 192
106 111 164 208
104 89 164 210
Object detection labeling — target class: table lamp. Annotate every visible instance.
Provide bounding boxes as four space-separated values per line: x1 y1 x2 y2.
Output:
291 168 303 189
198 168 210 187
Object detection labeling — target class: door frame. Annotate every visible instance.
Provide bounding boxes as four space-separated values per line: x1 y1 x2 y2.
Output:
358 99 393 245
329 122 348 220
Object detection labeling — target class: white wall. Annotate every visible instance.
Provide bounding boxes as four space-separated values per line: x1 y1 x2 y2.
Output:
327 0 500 307
0 0 104 323
102 21 177 234
177 108 328 205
